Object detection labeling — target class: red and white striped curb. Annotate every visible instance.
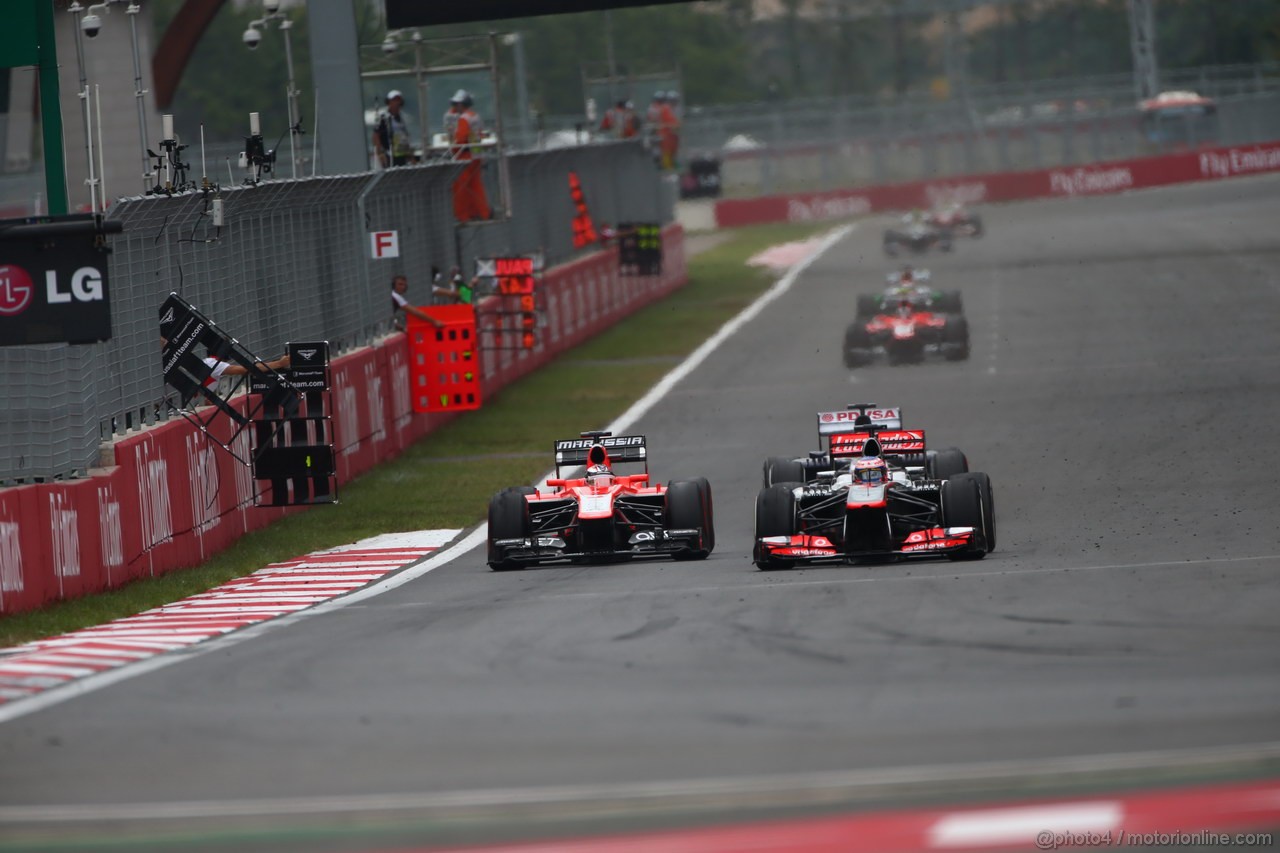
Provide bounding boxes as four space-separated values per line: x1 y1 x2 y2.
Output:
747 236 832 273
0 530 458 707
394 778 1280 853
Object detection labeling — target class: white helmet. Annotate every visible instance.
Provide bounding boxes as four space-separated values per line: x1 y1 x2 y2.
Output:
852 456 888 485
586 464 614 486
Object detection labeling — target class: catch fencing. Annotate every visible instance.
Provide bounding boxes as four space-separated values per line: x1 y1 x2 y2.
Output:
0 140 671 483
677 63 1280 198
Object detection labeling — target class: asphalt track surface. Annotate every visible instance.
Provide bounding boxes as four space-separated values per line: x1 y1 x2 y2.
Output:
3 176 1280 846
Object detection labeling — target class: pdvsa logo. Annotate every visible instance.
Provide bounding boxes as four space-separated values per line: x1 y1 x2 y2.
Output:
0 263 104 316
0 265 34 316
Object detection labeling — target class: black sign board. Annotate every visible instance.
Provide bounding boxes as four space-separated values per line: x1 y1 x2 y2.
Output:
159 293 294 424
617 223 663 276
250 341 337 507
0 214 121 346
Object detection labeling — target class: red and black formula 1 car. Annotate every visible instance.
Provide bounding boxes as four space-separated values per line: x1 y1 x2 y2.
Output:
753 427 996 570
844 300 969 367
762 404 971 488
486 431 714 570
926 204 984 238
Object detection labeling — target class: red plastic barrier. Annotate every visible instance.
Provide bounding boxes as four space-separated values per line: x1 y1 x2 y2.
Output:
0 225 687 614
715 139 1280 228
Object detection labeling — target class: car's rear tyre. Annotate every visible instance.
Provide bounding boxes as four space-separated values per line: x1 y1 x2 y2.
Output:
763 456 807 488
488 487 533 571
952 471 995 551
941 477 987 560
844 323 874 368
942 315 970 361
928 447 969 480
691 476 716 554
969 214 984 237
754 483 798 570
667 480 711 560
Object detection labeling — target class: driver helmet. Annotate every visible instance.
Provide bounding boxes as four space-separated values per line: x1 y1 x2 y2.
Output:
852 456 889 486
900 265 914 283
586 464 614 487
896 298 914 317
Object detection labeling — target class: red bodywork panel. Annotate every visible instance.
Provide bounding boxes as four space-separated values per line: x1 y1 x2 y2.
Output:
533 474 664 520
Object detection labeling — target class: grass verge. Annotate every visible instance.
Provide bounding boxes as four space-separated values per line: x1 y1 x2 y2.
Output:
0 221 834 647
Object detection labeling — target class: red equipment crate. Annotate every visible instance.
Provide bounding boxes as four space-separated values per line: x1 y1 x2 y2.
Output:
408 304 482 413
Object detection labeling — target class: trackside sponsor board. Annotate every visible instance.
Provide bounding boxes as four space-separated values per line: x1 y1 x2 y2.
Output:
1198 144 1280 179
715 138 1280 228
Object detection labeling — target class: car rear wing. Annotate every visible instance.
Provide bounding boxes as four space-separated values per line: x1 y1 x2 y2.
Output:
816 406 903 437
554 434 648 474
829 430 926 459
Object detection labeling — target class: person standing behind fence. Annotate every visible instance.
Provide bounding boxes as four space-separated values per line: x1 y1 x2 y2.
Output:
450 90 492 222
431 267 476 305
374 90 414 168
600 100 640 140
658 90 681 171
645 92 665 156
391 274 442 330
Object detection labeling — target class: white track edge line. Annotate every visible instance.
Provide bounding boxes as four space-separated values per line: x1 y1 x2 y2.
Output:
0 224 854 726
3 739 1278 823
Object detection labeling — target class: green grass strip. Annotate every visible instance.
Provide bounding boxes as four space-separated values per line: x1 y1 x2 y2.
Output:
0 222 831 648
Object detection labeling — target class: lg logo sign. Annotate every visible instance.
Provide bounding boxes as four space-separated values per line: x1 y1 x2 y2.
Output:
0 264 104 317
0 266 33 316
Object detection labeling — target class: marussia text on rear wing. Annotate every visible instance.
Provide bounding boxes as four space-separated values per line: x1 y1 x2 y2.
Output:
553 435 648 467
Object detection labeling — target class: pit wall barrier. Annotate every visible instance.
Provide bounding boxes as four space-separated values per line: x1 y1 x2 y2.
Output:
0 226 686 615
713 140 1280 228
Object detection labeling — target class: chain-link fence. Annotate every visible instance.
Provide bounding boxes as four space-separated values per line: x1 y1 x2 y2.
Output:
673 63 1280 197
0 140 671 483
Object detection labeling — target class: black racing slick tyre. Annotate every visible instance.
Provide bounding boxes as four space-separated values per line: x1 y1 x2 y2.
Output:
952 472 996 552
941 477 987 560
763 456 807 488
691 477 716 554
942 315 970 361
754 483 798 570
843 324 874 368
969 214 984 237
928 447 969 481
488 487 533 571
667 480 711 561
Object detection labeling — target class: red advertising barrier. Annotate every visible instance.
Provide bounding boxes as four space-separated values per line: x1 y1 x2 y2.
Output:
715 140 1280 228
0 225 687 615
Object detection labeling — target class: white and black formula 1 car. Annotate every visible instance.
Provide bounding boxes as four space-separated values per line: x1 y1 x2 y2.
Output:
763 404 973 489
753 421 996 569
486 431 715 570
883 217 953 257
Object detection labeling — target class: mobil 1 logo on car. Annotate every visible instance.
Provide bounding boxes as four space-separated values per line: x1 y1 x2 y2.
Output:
0 215 117 347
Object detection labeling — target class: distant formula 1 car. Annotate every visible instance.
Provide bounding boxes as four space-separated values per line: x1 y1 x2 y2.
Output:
856 268 963 318
753 424 995 569
883 219 952 256
844 299 969 367
762 404 971 488
927 204 984 238
486 431 714 570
